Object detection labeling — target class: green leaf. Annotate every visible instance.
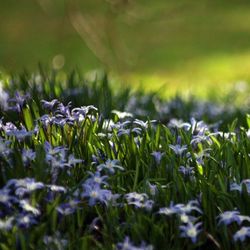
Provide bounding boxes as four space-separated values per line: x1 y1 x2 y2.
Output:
23 106 33 130
228 118 238 132
197 164 203 175
246 114 250 129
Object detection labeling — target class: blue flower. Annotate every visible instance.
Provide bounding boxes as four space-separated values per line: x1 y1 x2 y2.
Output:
179 222 202 243
41 99 59 111
111 110 133 119
0 216 14 231
45 184 67 202
230 182 242 192
16 213 37 229
84 171 109 187
19 200 41 216
179 213 197 224
81 183 112 206
190 118 209 136
97 159 124 174
169 144 187 156
44 141 67 162
8 92 30 112
43 231 68 249
230 179 250 194
179 166 195 177
46 184 67 193
233 227 250 242
125 192 154 211
66 154 83 167
158 200 202 218
6 126 34 140
168 119 191 130
39 114 54 127
174 200 203 215
217 211 246 226
116 236 153 250
0 188 17 208
22 149 36 166
56 102 71 117
146 181 157 196
71 105 98 121
56 199 79 216
0 138 12 157
151 151 164 165
125 192 148 204
158 202 178 216
133 119 155 129
6 178 44 197
117 127 142 137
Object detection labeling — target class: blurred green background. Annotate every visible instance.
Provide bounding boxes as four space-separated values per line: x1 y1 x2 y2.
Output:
1 0 250 96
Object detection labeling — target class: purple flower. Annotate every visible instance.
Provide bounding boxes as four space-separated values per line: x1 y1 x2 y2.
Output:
39 114 54 127
81 183 112 206
41 99 59 111
19 200 40 216
0 138 11 157
179 166 195 177
43 231 68 249
146 181 157 196
84 171 109 187
44 141 67 160
179 213 197 224
65 154 83 167
71 105 98 121
97 159 124 174
133 119 154 129
6 178 44 197
46 185 67 193
8 92 30 112
241 179 250 193
117 127 142 137
168 119 191 130
56 199 79 216
179 222 202 243
16 213 37 229
230 182 242 192
116 236 153 250
230 179 250 194
22 149 36 166
6 126 34 140
233 227 250 242
217 211 244 226
125 192 154 211
190 118 209 136
158 203 178 216
111 110 133 119
169 144 187 156
158 200 202 216
0 189 17 207
110 120 131 130
174 200 202 215
151 151 164 165
56 102 71 117
0 216 14 231
125 192 148 203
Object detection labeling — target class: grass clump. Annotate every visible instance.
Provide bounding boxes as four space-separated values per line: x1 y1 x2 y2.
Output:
0 69 250 249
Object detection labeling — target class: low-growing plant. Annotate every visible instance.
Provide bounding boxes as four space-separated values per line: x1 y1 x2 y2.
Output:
0 69 250 249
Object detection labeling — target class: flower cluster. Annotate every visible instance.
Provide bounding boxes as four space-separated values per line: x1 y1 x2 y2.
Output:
159 200 203 243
